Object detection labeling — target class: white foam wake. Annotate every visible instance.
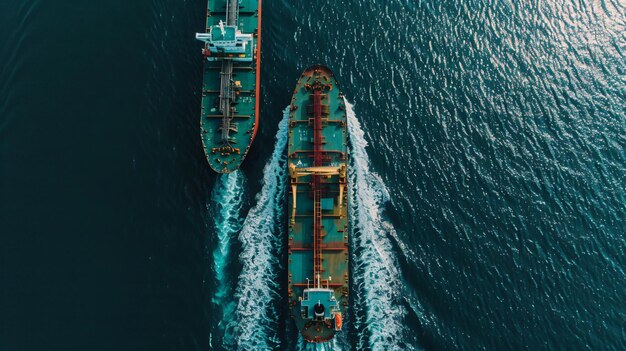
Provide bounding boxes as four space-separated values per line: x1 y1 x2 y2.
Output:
297 335 345 351
230 108 290 350
210 171 245 340
346 100 410 351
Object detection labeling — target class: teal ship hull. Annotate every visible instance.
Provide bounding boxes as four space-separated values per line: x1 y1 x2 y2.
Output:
196 0 262 173
287 65 349 343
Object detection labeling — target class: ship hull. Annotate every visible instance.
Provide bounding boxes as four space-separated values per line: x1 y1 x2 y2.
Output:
199 0 261 173
287 65 349 343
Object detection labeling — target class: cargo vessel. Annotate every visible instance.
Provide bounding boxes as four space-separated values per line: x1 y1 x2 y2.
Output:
288 65 349 343
196 0 261 173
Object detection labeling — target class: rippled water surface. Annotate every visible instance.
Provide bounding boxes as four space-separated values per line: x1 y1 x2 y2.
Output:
1 0 624 350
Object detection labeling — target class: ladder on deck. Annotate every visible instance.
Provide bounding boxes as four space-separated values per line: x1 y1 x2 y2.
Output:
313 89 323 283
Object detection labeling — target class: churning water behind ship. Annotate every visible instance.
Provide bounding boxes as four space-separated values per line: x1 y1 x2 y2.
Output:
226 109 290 350
208 171 245 347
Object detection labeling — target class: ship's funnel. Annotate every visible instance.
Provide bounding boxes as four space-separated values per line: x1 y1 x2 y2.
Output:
314 302 325 320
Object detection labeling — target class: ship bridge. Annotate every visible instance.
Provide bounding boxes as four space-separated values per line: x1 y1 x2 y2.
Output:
195 0 254 62
196 22 253 60
300 287 339 320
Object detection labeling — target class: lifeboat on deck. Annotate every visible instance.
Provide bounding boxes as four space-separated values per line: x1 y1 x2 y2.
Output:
334 313 343 331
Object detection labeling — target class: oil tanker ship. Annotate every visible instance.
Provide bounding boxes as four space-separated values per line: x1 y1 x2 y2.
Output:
288 65 349 343
196 0 261 173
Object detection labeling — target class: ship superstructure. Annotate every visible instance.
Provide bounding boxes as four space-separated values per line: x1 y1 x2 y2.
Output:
196 0 261 173
288 65 349 343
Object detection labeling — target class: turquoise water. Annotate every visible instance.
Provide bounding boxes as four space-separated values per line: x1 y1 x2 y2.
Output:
1 0 624 350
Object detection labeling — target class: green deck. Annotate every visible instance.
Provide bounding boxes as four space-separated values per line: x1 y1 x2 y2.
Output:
287 65 349 343
199 0 261 173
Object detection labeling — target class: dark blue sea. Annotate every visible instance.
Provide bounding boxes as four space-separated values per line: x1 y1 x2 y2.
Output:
1 0 624 350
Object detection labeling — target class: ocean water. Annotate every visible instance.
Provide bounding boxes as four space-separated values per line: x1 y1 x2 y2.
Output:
1 0 624 350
